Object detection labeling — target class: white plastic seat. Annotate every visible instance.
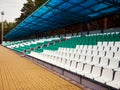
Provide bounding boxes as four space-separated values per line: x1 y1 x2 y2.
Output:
97 42 103 46
96 57 109 67
74 53 80 61
64 60 71 70
102 42 108 47
105 58 120 69
69 61 77 71
87 45 93 50
86 50 92 55
69 53 75 60
77 64 92 76
105 51 114 58
115 42 120 47
106 71 120 89
82 55 93 64
58 58 67 67
83 45 88 50
98 51 106 57
97 46 104 51
81 50 87 55
92 46 98 50
111 46 118 52
94 68 113 83
114 52 120 59
92 50 99 56
104 46 111 51
79 55 86 62
73 62 84 73
89 56 100 65
85 66 102 79
108 42 114 47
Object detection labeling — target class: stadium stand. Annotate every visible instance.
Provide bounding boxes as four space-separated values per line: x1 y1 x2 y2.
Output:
2 0 120 90
3 31 120 90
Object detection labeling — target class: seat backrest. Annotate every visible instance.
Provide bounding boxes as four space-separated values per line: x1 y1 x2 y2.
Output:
109 58 119 68
102 68 113 81
76 62 84 71
115 42 120 47
102 42 108 47
79 55 86 62
97 46 104 51
98 51 106 57
70 61 77 68
83 64 92 73
87 45 93 50
86 50 92 55
65 60 71 66
92 46 98 50
92 50 99 56
92 66 102 76
111 46 118 52
104 46 111 51
114 52 120 59
100 57 109 66
92 56 100 65
85 55 93 63
97 42 103 46
74 53 80 61
114 71 120 82
106 51 114 58
108 42 114 47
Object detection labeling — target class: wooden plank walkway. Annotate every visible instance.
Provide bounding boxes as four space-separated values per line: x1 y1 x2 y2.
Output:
0 46 82 90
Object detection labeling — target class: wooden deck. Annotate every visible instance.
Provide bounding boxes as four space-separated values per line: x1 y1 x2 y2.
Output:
0 46 82 90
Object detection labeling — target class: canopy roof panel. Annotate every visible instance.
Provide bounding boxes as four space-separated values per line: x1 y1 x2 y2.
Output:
5 0 120 40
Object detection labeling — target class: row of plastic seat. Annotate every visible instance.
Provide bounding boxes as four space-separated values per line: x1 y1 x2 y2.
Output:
29 52 120 89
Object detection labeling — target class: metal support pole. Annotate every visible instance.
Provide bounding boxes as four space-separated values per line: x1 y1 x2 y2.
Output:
1 11 4 44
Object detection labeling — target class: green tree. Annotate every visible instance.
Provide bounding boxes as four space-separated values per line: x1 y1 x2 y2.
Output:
34 0 46 9
15 0 35 24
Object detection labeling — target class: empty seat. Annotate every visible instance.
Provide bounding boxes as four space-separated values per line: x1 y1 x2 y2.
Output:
114 52 120 59
77 64 92 76
87 45 93 50
92 50 99 56
79 55 86 62
104 46 111 51
64 60 71 70
58 58 67 67
106 71 120 89
98 51 106 57
86 50 92 55
85 66 102 79
89 56 100 65
69 61 77 71
82 55 93 64
94 68 113 83
102 42 108 47
74 53 80 61
72 62 84 73
96 57 109 67
108 42 114 47
92 46 98 50
111 46 118 52
97 42 103 46
97 46 104 51
115 42 120 47
105 51 114 58
81 50 87 55
105 58 120 69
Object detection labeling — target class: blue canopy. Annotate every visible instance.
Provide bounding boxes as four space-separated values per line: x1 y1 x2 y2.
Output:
4 0 120 40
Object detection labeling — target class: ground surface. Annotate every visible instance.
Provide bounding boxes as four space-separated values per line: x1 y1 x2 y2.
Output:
0 46 82 90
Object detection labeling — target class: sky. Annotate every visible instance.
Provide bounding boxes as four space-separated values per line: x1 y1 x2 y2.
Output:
0 0 27 22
